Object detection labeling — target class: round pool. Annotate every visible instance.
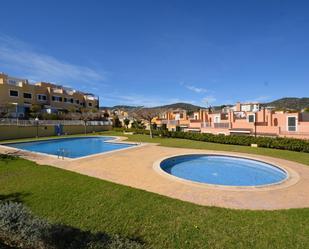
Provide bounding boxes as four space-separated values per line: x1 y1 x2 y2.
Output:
159 155 288 187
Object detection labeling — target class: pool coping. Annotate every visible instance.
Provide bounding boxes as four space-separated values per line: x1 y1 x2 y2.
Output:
153 152 300 192
0 135 146 161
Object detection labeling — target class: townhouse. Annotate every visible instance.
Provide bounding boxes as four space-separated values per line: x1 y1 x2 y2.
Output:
0 72 99 118
153 102 309 139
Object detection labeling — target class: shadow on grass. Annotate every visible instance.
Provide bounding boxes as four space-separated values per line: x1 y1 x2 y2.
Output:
0 193 30 203
44 224 144 249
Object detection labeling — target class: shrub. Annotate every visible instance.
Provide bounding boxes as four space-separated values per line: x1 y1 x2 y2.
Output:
112 128 309 153
0 202 143 249
0 202 49 248
0 154 18 162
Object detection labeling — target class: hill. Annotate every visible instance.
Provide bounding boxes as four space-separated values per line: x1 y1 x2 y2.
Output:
101 102 203 112
100 97 309 112
266 97 309 110
152 102 203 112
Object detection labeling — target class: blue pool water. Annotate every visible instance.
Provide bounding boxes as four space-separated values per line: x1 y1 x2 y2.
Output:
5 137 136 158
160 155 287 186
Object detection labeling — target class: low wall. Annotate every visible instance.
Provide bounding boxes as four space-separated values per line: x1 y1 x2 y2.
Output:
0 125 112 141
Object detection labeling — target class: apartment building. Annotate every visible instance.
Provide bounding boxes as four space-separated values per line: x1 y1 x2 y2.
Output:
0 73 99 118
154 102 309 139
154 109 190 131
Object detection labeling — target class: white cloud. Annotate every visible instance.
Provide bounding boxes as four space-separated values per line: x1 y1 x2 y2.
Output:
0 34 106 87
186 85 208 93
244 96 271 103
180 82 208 93
101 93 197 107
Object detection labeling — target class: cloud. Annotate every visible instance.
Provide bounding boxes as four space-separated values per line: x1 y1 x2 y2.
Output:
180 82 208 93
101 93 197 107
244 96 272 103
202 96 217 105
0 34 106 88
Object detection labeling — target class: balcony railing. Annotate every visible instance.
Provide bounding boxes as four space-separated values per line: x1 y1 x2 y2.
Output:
201 122 212 128
161 120 180 125
214 122 230 129
0 118 112 126
189 119 201 123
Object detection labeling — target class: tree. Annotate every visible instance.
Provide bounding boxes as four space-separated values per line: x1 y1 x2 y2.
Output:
131 119 145 129
0 104 14 118
29 104 42 118
130 107 162 138
103 111 110 118
123 118 130 129
113 115 122 128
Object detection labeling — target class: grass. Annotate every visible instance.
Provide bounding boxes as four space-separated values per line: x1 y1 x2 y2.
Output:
100 131 309 165
1 132 309 248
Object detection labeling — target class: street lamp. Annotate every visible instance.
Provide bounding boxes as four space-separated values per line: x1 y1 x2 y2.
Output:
253 110 258 138
35 117 39 138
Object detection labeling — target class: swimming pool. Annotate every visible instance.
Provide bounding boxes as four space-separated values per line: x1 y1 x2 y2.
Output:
4 137 136 158
160 155 288 187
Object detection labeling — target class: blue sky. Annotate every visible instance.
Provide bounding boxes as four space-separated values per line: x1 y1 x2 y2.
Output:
0 0 308 107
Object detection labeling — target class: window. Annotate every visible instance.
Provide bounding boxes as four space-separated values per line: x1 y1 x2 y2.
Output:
23 92 32 99
70 98 74 103
248 114 255 123
274 118 278 126
37 94 47 101
88 102 92 107
214 116 220 123
52 96 62 102
64 97 67 102
9 90 19 97
75 99 80 104
287 117 297 132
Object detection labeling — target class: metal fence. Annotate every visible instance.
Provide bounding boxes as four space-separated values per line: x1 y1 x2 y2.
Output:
0 118 112 126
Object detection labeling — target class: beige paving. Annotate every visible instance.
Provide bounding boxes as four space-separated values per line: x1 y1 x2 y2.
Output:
1 139 309 210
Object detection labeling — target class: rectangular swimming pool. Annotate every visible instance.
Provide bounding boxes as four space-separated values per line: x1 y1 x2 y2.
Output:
3 136 136 158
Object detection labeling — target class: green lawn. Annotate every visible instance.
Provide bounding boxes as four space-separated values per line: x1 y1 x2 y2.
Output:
101 131 309 166
1 132 309 248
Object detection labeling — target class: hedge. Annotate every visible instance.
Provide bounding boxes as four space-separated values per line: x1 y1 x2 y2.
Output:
112 128 309 153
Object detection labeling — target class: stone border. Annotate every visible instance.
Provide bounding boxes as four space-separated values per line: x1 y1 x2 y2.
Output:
153 152 300 192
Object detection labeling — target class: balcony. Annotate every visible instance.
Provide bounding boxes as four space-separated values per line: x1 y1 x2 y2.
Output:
52 88 63 94
214 122 230 129
190 119 202 123
85 94 99 101
201 122 230 129
7 79 24 87
161 120 179 126
201 122 212 128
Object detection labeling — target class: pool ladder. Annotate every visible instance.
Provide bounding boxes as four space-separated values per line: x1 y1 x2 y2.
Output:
57 148 69 159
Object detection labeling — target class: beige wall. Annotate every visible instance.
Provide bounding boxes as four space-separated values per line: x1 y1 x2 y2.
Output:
0 125 112 140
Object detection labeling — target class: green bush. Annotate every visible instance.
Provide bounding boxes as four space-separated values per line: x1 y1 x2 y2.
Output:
112 128 309 153
0 202 143 249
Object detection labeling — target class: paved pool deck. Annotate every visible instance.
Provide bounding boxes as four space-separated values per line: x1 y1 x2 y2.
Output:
1 137 309 210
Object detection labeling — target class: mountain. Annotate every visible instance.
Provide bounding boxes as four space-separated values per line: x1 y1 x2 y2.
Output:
265 98 309 110
100 102 203 112
100 97 309 112
152 102 203 112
